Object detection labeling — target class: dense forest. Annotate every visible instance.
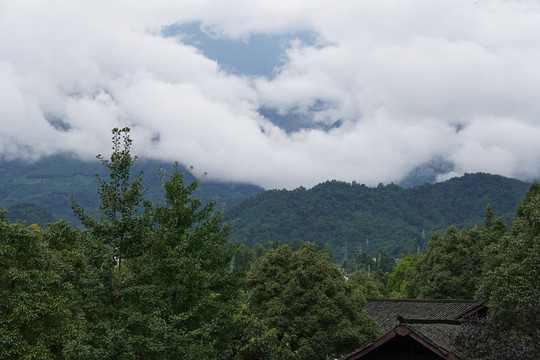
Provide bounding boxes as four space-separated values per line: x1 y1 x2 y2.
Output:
0 155 531 262
1 128 538 359
0 129 381 359
224 174 530 259
0 155 263 226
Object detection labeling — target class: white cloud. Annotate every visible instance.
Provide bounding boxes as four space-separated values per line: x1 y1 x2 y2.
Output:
1 0 540 189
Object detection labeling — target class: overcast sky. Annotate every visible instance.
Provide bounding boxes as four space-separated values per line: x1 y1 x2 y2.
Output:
1 0 540 189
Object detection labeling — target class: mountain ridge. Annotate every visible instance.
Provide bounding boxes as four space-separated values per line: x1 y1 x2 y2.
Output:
0 156 532 261
0 155 263 225
224 172 531 259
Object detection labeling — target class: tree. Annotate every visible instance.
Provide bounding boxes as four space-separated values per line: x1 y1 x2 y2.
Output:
71 127 150 310
70 127 152 358
229 304 298 360
0 220 80 359
481 182 540 327
407 225 485 299
70 129 244 359
453 183 540 360
246 242 380 360
347 270 384 298
374 249 396 273
121 164 242 359
42 220 113 360
353 251 376 274
386 252 420 298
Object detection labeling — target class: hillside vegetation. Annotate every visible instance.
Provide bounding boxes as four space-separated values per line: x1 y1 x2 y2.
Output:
0 155 263 225
0 128 379 359
224 173 531 259
1 129 538 359
0 156 532 260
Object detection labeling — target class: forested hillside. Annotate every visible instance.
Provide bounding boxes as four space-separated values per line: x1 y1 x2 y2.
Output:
2 128 538 359
0 155 263 225
0 128 381 359
1 155 531 260
224 174 531 259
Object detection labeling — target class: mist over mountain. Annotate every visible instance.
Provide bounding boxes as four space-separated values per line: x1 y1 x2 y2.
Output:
0 155 263 226
3 2 540 189
397 158 456 188
1 156 531 262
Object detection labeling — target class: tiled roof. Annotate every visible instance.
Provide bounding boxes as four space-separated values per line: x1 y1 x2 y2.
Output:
365 298 486 333
407 323 462 357
340 299 488 359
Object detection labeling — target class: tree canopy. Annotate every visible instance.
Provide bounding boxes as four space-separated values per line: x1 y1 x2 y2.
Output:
453 182 540 359
481 182 540 326
2 128 346 359
407 226 485 299
246 242 380 359
224 174 529 259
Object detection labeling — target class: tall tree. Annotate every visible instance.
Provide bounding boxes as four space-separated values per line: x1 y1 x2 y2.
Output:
409 225 484 299
70 129 248 359
71 127 151 357
481 182 540 326
122 164 242 359
246 242 380 360
454 184 540 360
71 127 149 298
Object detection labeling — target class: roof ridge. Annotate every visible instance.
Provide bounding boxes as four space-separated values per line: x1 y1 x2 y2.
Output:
398 318 462 325
366 298 484 303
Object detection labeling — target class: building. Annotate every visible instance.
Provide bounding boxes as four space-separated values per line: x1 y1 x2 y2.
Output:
342 298 488 360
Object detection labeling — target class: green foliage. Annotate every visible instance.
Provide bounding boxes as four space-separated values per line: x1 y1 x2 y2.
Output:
343 249 395 275
386 253 421 298
72 127 149 247
4 202 55 225
481 182 540 328
119 164 242 359
370 269 391 298
344 251 375 274
388 204 507 300
71 128 151 352
246 242 380 359
66 129 245 358
233 239 332 270
3 127 539 359
0 155 262 226
225 174 530 259
0 220 81 359
408 226 485 299
230 304 298 360
374 250 396 273
456 192 539 360
43 221 113 359
347 270 385 299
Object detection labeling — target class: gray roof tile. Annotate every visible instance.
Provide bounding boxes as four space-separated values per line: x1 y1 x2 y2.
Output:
365 298 486 333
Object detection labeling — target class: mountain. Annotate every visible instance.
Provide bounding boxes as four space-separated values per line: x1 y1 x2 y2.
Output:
1 156 532 262
0 155 263 226
223 173 531 260
397 158 456 188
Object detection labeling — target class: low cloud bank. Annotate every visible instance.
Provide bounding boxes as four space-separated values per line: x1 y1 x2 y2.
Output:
1 0 540 189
